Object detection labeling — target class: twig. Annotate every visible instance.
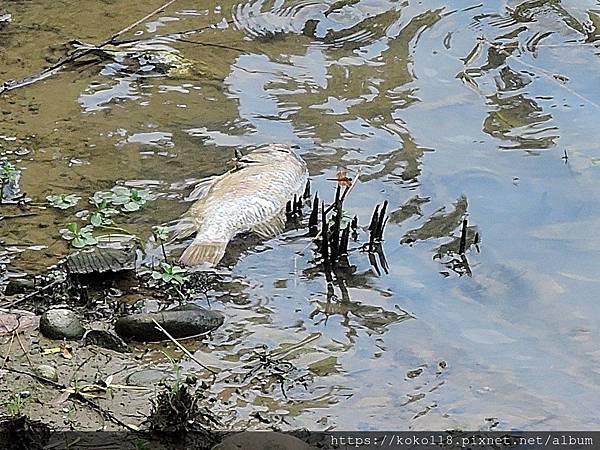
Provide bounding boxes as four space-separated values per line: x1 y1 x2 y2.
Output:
0 212 37 221
1 332 15 369
0 0 178 95
2 366 139 432
0 278 63 309
151 319 217 374
15 331 34 368
215 333 321 383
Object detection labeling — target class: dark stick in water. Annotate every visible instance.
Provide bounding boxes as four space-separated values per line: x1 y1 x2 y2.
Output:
374 200 388 241
459 218 468 254
330 206 341 263
320 201 329 265
368 204 380 252
339 225 350 256
303 180 311 199
309 194 319 233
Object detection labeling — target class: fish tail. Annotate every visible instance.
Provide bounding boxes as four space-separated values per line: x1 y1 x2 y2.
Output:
179 240 227 267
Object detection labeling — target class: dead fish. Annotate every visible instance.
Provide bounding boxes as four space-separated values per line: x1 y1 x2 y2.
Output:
174 144 308 266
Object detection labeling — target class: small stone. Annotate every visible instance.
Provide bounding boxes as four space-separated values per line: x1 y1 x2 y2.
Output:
35 365 58 382
4 278 35 295
126 369 172 387
82 329 128 352
39 308 85 340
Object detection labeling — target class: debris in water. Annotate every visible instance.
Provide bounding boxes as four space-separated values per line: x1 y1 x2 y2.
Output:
66 247 136 276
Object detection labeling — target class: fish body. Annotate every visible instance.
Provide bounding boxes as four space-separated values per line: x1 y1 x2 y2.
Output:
177 144 308 266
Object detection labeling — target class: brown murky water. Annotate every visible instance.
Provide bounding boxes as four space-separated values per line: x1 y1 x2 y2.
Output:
2 0 600 431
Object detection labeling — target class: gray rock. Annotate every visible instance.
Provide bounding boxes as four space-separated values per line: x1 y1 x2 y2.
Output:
34 365 58 382
212 432 315 450
4 278 35 295
83 329 128 352
126 369 172 386
115 304 224 342
39 308 85 340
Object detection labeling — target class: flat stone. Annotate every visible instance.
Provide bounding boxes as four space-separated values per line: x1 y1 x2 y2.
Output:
212 432 315 450
82 329 128 352
114 304 224 342
39 308 85 340
126 369 172 386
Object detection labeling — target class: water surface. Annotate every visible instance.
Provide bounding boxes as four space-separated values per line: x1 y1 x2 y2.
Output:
1 0 600 430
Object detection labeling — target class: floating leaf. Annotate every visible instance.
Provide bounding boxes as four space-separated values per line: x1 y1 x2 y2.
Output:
47 193 81 210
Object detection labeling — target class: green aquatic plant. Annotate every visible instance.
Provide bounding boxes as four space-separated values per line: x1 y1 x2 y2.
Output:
151 262 188 285
0 162 19 183
152 225 169 242
61 223 98 248
90 186 154 213
151 262 189 301
0 161 20 204
88 197 120 227
46 193 81 209
152 225 170 262
47 185 155 250
109 186 153 212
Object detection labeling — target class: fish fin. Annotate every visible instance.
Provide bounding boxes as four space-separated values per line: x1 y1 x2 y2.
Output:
251 213 286 239
169 217 199 241
185 175 221 202
180 240 227 267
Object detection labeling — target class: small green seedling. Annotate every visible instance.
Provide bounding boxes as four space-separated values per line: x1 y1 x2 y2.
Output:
152 225 169 242
88 198 119 227
47 193 81 209
0 162 20 203
151 262 188 285
6 393 26 417
89 186 154 213
0 162 19 183
61 223 98 248
109 186 154 212
152 225 170 262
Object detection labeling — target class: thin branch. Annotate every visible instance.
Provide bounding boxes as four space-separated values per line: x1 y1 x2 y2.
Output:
0 278 63 309
151 319 217 374
102 0 178 46
0 212 38 221
0 0 178 95
2 366 139 432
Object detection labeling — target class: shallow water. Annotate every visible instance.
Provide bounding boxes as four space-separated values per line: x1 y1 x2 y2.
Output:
2 0 600 430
